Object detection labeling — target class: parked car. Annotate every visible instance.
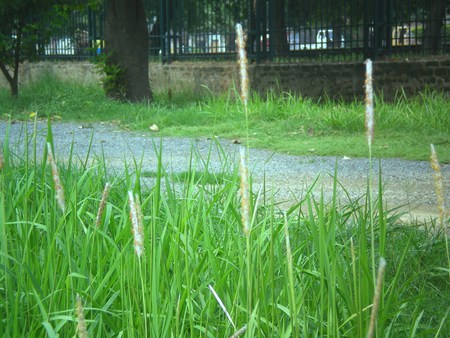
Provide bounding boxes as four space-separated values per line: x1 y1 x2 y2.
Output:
44 37 75 55
287 28 345 50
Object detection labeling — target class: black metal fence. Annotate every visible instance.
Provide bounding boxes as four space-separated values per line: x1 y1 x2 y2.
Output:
38 0 450 62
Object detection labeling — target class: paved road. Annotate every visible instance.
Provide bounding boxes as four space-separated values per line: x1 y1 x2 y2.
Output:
1 121 448 223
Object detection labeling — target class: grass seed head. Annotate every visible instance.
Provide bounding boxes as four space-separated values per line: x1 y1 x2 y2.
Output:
230 325 248 338
235 23 249 109
364 59 375 147
76 293 88 338
47 143 66 213
134 192 144 232
128 191 144 257
95 182 111 227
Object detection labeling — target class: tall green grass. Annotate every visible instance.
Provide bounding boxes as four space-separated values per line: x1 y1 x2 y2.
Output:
0 120 448 336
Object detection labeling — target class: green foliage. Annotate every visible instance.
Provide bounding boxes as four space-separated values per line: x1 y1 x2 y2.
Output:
93 52 127 99
0 0 94 96
413 25 450 42
0 1 76 63
0 121 448 336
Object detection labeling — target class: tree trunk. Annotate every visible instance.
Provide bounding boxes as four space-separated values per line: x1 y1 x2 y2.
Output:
248 0 258 55
0 62 18 97
273 0 288 55
423 0 446 54
104 0 152 102
0 16 25 98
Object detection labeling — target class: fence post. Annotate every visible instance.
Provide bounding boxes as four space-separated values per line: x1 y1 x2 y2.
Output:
88 8 96 57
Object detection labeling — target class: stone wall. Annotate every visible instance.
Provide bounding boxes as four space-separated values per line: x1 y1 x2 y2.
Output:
1 57 449 101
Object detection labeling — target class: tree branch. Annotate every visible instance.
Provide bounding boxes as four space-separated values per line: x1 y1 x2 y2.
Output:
0 61 13 86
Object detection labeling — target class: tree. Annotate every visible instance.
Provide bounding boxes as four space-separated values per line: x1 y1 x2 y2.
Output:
104 0 152 102
0 0 52 97
0 0 88 97
423 0 446 53
273 0 289 55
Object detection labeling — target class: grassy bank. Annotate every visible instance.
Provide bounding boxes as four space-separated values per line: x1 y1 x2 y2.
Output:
0 120 449 336
1 76 449 162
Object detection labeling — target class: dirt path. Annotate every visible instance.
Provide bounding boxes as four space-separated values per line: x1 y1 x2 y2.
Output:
2 121 448 223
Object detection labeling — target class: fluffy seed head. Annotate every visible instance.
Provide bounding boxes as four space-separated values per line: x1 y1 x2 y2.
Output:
364 59 375 147
235 23 249 109
239 147 251 236
230 325 248 338
128 191 144 257
95 182 111 227
47 143 66 213
76 293 88 338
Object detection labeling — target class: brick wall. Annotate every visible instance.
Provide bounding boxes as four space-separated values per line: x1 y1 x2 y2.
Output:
2 57 449 101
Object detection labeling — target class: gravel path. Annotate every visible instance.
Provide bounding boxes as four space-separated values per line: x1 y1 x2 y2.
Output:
2 121 448 222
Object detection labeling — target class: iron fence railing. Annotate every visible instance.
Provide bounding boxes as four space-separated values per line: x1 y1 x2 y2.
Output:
36 0 449 62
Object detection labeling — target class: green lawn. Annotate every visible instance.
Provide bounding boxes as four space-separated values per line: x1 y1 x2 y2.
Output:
1 76 449 162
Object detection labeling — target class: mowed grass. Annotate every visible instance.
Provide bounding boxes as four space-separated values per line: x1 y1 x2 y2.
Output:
0 120 449 336
1 75 449 162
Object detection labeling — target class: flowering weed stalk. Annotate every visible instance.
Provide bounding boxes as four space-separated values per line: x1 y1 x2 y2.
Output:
364 59 375 152
47 142 66 213
127 190 148 335
364 59 377 283
238 145 253 323
76 294 88 338
235 23 249 114
128 191 144 257
95 182 111 227
236 23 254 326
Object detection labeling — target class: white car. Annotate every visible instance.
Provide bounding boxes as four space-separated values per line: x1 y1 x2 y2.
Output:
287 28 344 50
44 37 75 55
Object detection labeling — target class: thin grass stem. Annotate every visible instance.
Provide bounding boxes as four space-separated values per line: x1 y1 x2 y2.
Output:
366 258 387 338
430 144 449 280
208 284 236 331
284 212 298 336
